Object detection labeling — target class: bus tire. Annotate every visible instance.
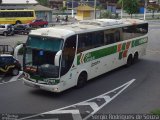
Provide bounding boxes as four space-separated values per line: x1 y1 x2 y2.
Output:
76 72 87 88
133 52 139 64
16 21 21 24
126 54 133 67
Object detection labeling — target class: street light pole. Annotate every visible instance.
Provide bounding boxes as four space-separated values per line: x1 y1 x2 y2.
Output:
144 0 147 20
121 0 123 19
72 0 74 18
94 0 97 19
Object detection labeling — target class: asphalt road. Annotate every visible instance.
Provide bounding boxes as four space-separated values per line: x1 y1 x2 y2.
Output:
0 22 160 120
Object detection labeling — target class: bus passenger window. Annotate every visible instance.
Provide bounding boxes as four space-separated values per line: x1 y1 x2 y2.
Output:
104 33 115 45
115 31 120 42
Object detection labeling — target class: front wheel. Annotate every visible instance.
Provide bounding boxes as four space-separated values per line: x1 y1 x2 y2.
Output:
76 72 87 88
12 68 19 76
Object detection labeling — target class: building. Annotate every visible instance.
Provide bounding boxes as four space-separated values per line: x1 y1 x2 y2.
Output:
28 5 53 22
1 0 38 5
75 4 97 20
48 0 63 9
0 0 38 9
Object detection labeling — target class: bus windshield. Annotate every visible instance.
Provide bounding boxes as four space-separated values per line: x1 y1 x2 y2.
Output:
24 36 63 78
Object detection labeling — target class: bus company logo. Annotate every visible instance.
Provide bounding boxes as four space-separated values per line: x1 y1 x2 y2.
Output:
78 53 95 64
118 41 131 60
79 53 85 64
84 53 95 63
139 38 148 44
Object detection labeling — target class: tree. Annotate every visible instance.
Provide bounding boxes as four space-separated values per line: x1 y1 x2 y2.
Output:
36 0 48 6
0 0 2 4
118 0 139 18
96 5 105 18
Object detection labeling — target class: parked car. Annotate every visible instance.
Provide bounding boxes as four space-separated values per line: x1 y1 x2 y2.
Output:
14 24 31 35
29 19 48 28
0 24 14 36
0 54 21 76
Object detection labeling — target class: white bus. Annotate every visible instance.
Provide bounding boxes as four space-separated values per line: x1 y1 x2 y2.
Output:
19 19 148 92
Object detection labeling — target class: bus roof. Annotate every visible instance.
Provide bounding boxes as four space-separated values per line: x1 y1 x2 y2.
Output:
29 19 148 39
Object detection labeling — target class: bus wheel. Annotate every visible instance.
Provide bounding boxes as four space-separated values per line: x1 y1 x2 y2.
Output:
133 52 139 64
126 55 133 67
77 72 87 88
16 21 21 24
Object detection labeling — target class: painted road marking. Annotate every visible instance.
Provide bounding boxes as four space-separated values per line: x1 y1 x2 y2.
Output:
0 71 23 85
19 79 136 120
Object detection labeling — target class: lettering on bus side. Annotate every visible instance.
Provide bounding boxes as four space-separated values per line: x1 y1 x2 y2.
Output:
132 37 148 47
91 61 100 67
84 53 95 63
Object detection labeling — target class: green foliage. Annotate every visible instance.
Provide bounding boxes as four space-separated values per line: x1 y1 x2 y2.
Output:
118 0 139 18
36 0 48 6
0 0 2 4
151 109 160 116
60 6 67 13
101 10 112 18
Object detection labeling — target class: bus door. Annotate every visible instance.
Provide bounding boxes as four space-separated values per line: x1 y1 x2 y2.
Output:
60 35 77 87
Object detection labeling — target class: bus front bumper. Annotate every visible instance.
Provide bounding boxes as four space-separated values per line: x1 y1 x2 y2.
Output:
22 78 61 93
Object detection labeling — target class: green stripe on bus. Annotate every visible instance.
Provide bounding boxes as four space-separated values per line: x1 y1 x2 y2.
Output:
77 37 148 65
132 38 148 47
77 45 117 65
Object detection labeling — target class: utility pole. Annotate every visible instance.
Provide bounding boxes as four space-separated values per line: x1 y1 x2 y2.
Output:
72 0 74 18
144 0 147 20
94 0 97 19
121 0 123 19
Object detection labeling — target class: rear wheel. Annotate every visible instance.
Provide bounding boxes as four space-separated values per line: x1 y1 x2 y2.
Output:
12 68 19 76
133 52 139 64
77 72 87 88
126 55 133 67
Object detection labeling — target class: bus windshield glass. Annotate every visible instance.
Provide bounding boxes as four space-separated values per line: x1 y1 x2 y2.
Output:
24 36 63 78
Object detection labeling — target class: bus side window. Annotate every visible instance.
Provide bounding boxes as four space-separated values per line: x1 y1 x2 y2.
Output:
93 31 104 48
77 33 92 53
115 31 120 42
104 33 115 45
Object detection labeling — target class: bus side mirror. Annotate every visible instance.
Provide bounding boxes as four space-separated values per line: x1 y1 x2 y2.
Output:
54 50 62 67
14 44 24 60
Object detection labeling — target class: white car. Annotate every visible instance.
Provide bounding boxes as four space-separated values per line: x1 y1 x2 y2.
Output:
0 24 14 36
